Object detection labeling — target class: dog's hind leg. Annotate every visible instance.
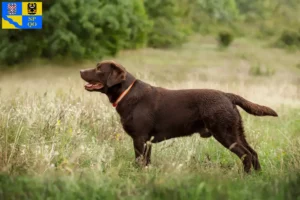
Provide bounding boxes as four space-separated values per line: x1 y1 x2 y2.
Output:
214 133 252 173
238 129 261 171
209 118 253 173
236 113 261 171
240 138 261 171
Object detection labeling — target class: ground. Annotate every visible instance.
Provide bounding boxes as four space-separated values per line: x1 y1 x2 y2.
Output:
0 35 300 199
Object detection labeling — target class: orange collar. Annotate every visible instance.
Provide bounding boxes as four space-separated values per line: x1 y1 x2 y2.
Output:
112 80 136 108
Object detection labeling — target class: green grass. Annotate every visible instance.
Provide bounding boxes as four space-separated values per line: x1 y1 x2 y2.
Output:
1 172 300 200
0 35 300 199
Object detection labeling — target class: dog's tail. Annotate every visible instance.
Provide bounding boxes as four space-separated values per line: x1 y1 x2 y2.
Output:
225 93 278 117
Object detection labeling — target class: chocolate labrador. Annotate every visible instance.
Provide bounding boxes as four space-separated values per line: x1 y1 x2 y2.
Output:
80 60 278 173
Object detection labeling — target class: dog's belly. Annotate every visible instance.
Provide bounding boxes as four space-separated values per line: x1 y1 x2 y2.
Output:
151 132 194 143
151 119 205 143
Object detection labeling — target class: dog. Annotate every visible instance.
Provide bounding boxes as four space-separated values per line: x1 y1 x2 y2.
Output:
80 60 278 173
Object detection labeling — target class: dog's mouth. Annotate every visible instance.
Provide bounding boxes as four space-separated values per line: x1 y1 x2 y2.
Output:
84 82 104 91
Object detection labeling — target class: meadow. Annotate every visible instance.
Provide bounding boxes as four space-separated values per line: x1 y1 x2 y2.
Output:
0 35 300 199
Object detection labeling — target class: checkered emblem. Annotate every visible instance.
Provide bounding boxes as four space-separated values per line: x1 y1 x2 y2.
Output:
7 3 17 15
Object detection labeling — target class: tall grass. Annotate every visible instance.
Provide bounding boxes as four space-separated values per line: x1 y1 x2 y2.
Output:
0 36 300 199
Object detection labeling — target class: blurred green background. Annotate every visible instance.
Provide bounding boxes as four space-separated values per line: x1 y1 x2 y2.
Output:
1 0 300 66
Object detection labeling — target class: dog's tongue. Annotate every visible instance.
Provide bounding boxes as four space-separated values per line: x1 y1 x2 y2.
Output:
85 83 103 90
85 83 94 88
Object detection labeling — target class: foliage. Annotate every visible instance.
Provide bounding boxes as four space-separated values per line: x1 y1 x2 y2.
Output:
178 0 238 35
144 0 190 48
197 0 240 22
217 30 234 48
42 0 150 58
275 29 300 50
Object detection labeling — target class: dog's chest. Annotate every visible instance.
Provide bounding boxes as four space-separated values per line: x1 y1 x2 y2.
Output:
120 115 135 136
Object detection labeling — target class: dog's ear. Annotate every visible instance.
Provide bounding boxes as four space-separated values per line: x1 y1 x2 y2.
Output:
107 61 127 87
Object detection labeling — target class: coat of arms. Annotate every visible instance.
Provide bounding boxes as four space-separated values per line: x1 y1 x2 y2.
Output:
7 3 17 15
27 3 37 15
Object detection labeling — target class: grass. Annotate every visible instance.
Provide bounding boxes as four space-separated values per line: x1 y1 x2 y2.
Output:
249 62 276 77
0 35 300 199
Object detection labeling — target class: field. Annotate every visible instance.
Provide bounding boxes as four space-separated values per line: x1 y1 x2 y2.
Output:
0 35 300 199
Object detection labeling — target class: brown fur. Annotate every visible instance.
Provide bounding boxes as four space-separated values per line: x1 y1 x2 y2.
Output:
80 60 278 173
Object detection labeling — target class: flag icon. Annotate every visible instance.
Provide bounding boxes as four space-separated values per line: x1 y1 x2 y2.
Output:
2 2 42 29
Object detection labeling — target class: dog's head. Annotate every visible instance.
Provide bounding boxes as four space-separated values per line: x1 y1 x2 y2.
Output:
80 60 127 93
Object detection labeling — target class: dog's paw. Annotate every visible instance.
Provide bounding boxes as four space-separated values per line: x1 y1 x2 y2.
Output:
135 156 147 167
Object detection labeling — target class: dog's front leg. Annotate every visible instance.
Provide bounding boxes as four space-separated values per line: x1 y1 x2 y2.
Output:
133 137 152 167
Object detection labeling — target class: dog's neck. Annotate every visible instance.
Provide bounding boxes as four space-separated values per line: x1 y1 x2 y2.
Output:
106 73 136 105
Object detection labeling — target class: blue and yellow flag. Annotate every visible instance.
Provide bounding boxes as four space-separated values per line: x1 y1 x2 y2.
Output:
2 2 42 29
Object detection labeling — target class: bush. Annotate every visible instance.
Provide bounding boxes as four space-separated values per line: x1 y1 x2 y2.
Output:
144 0 190 48
217 31 234 48
276 29 300 49
0 0 151 66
